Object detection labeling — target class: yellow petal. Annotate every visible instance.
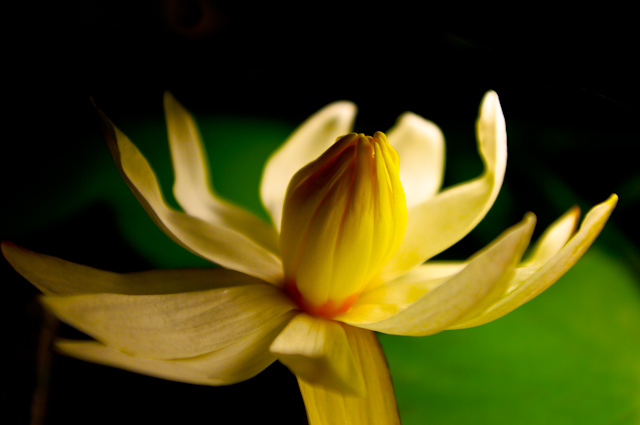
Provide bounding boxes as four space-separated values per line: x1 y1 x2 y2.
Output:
298 325 400 425
378 91 507 282
269 313 365 396
279 132 407 315
382 261 467 288
95 105 284 286
337 261 467 324
56 310 297 385
1 241 267 296
42 282 296 359
164 92 279 254
337 214 535 335
260 101 357 230
521 205 580 265
450 194 617 329
386 111 445 207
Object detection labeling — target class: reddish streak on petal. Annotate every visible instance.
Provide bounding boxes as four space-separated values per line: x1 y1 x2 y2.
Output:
284 282 359 319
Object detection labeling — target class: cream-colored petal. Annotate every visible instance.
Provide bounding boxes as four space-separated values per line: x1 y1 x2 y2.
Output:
269 313 365 396
378 91 507 282
347 262 467 320
386 112 445 207
56 311 297 385
384 261 467 288
96 105 284 286
260 101 357 230
521 205 580 266
1 241 269 296
450 195 617 329
298 325 400 425
164 92 279 254
41 282 296 359
337 214 535 335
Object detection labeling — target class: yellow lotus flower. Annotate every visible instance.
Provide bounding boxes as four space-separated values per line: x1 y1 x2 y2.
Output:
3 91 616 425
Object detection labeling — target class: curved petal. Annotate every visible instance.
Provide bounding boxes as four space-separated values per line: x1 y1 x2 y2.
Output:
385 261 467 287
386 112 445 207
521 205 580 266
41 282 297 359
337 214 535 335
449 194 617 329
378 91 507 282
1 241 268 296
95 105 284 285
298 325 400 425
269 313 365 396
56 310 297 385
341 262 467 322
260 101 357 230
164 92 279 254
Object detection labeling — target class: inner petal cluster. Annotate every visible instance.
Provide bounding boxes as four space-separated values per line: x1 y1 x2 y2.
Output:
280 132 407 317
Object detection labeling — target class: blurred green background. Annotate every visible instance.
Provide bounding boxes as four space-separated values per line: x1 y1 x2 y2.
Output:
3 2 639 424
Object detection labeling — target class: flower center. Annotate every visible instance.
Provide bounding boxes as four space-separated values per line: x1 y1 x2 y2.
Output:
279 132 407 318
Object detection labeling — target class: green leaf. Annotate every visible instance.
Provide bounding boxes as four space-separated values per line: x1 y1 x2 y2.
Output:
380 246 640 425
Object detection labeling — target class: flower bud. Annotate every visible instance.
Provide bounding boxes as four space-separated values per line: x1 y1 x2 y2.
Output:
280 132 407 318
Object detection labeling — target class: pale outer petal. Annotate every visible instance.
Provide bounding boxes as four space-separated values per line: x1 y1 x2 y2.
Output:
377 91 507 283
386 112 445 208
41 282 297 359
1 241 270 296
260 101 357 230
382 261 467 288
450 195 617 329
297 325 401 425
55 310 297 385
337 214 535 335
95 106 284 286
520 206 580 266
164 92 280 254
269 313 365 396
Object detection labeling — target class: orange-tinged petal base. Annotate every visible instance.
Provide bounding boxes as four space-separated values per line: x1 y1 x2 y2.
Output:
285 282 359 318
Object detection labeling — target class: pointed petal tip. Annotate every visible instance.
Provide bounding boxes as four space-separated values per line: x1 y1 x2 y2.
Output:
478 91 505 129
91 103 118 150
163 90 180 108
479 90 503 117
482 89 499 102
163 91 191 120
328 100 357 111
584 193 618 225
394 111 441 134
2 240 22 266
322 101 358 126
519 212 537 240
568 204 581 216
1 239 14 253
1 241 21 271
581 194 618 226
1 241 33 270
605 193 618 207
315 101 358 124
522 211 537 224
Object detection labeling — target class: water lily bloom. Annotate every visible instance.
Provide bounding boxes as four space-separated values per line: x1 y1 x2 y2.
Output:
3 91 616 424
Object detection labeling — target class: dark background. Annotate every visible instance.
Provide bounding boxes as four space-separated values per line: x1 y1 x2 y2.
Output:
3 1 639 424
